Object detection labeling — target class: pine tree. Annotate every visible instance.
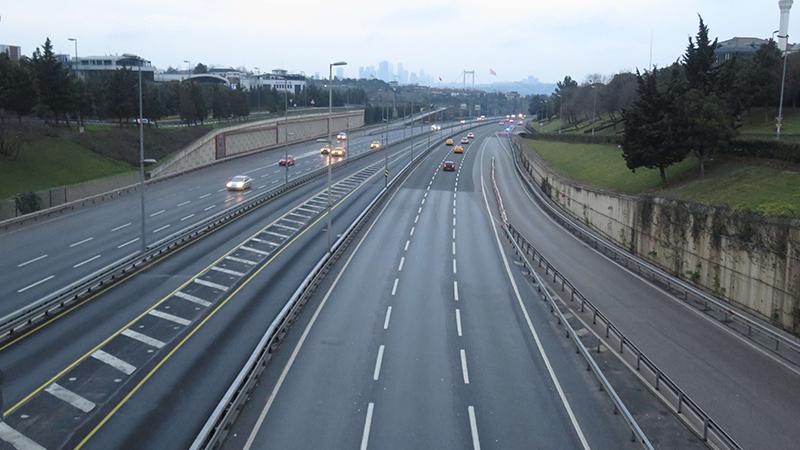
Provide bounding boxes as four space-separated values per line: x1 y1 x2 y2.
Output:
31 38 74 126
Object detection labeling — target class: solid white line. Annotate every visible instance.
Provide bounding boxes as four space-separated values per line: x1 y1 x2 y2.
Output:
199 193 212 199
479 142 590 450
148 308 192 326
117 238 140 249
0 421 46 450
226 255 257 265
373 345 385 381
453 258 457 274
203 204 216 212
153 224 171 233
177 200 191 207
391 278 399 296
121 328 165 348
404 240 410 251
240 246 270 256
174 290 213 307
398 257 405 272
69 237 93 247
149 209 165 217
460 349 470 384
92 349 136 375
454 281 459 301
210 266 245 277
456 309 463 336
409 226 415 237
384 306 392 330
194 278 230 291
17 254 48 267
360 402 375 450
180 213 196 221
73 254 101 268
468 406 481 450
111 222 132 232
45 383 95 413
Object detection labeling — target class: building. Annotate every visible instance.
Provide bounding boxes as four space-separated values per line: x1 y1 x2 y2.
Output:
70 54 155 81
155 67 306 94
378 60 391 81
336 66 344 80
715 37 768 62
0 44 21 61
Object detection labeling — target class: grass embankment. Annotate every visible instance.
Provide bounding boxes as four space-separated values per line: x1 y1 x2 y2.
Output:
0 123 212 199
0 138 133 199
529 114 623 136
526 139 800 216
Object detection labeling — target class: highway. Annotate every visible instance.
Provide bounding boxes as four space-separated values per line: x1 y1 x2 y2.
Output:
0 117 458 319
222 126 643 449
483 133 800 450
0 122 488 449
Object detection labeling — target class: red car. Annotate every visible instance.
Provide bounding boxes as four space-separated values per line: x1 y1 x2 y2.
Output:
442 161 457 171
278 156 295 166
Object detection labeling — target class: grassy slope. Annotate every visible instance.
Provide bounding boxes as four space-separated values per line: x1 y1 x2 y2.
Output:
1 137 133 199
525 139 800 216
738 107 800 134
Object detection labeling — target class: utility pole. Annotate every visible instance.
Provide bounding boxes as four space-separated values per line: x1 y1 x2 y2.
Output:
327 61 346 253
777 0 794 138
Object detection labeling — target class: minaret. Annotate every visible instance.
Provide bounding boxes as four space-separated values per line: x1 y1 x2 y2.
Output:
779 0 794 52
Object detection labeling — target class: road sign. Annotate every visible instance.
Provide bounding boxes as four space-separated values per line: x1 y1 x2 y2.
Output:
384 168 389 177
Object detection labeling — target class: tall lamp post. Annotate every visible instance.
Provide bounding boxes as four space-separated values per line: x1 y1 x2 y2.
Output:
591 83 599 137
777 0 794 138
124 54 147 252
327 61 347 253
67 38 78 69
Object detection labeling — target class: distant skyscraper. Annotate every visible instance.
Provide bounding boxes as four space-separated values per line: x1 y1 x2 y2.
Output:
378 60 390 81
336 66 344 80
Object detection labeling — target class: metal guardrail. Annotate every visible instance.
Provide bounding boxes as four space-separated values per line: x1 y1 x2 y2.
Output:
0 123 473 346
505 223 741 450
189 123 489 450
508 136 800 367
488 158 653 449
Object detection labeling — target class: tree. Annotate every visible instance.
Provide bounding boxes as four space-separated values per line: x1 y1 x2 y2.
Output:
0 55 38 122
682 16 720 95
71 77 94 127
191 82 208 124
31 38 74 126
673 88 735 178
601 72 638 122
193 63 208 74
178 82 196 124
211 85 231 119
621 69 687 184
104 67 137 125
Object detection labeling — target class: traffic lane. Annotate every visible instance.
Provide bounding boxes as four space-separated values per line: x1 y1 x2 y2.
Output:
80 142 420 450
0 130 435 313
0 124 443 287
233 142 459 450
490 137 800 449
0 141 417 412
467 138 638 448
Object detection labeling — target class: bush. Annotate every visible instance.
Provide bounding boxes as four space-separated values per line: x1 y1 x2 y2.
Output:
524 131 620 146
727 138 800 163
14 192 41 214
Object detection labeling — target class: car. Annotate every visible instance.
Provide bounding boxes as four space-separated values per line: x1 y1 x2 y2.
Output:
226 175 252 191
336 132 347 141
460 137 469 144
278 155 295 166
445 138 455 146
460 119 466 124
330 147 346 157
430 124 441 131
370 141 382 149
517 120 524 125
467 132 475 139
442 161 457 171
453 145 464 154
320 144 332 155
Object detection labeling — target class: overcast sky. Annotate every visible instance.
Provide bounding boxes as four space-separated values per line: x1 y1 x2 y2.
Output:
3 0 795 84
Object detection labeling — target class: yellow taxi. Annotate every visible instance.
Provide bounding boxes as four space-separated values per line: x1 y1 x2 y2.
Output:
330 147 346 157
453 145 464 154
445 138 455 146
370 141 381 150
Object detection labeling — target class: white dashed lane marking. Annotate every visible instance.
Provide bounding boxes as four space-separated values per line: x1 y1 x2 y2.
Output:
69 237 93 248
391 278 399 296
17 254 48 267
17 275 55 293
73 254 101 268
383 306 392 330
456 309 463 336
111 222 131 232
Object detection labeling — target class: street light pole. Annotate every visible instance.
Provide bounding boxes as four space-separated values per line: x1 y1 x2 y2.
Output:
778 34 790 139
327 61 346 253
67 38 78 70
591 84 598 137
136 57 146 253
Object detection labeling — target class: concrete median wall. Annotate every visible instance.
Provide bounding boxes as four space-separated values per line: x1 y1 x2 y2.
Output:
151 110 364 178
515 136 800 334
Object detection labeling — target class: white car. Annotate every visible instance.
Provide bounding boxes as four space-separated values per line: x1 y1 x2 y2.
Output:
226 175 252 191
430 124 441 131
336 132 348 141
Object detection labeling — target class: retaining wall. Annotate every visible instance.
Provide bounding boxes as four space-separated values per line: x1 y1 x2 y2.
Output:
515 136 800 333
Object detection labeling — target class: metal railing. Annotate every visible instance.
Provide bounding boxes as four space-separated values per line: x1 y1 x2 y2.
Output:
489 158 653 449
508 136 800 367
189 123 490 450
0 122 474 346
505 223 740 450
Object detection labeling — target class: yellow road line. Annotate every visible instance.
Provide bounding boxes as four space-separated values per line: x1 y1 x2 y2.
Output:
74 166 384 449
4 161 383 419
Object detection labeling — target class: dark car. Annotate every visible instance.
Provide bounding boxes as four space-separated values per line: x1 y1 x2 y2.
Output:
442 161 457 171
279 155 295 166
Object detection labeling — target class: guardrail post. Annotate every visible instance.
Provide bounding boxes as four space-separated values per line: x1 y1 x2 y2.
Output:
677 393 684 413
605 322 610 338
636 353 641 371
655 372 660 391
703 419 709 441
